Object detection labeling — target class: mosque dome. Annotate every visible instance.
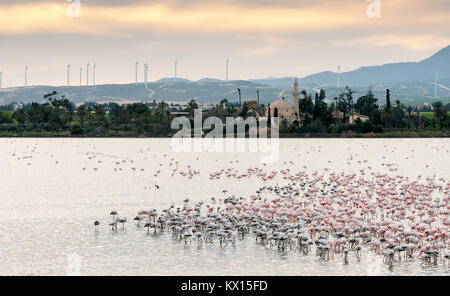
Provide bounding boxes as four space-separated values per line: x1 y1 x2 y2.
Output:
270 99 292 109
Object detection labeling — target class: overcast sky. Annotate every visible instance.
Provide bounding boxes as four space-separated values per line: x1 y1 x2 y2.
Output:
0 0 449 87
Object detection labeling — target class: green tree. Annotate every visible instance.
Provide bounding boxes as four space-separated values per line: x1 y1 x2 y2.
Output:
12 109 26 124
355 89 378 119
109 103 124 124
382 89 392 129
158 101 168 112
392 99 405 128
432 101 445 129
187 99 198 112
299 90 314 125
0 110 14 124
313 89 327 121
240 103 249 118
337 86 355 123
386 89 391 111
406 105 413 129
77 105 88 126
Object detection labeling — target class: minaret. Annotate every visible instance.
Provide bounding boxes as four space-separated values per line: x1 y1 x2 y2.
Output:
293 77 299 115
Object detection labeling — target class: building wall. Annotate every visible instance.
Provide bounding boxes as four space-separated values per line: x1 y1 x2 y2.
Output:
349 114 370 124
266 106 297 123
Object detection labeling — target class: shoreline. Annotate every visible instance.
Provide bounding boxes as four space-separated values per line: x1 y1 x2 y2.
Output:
1 132 449 139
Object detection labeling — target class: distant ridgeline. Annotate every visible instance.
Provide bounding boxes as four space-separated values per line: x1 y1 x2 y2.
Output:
0 79 449 107
1 45 450 106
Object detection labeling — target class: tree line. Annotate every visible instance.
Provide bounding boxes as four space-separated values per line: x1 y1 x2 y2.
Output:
0 88 449 136
244 87 449 135
0 92 177 136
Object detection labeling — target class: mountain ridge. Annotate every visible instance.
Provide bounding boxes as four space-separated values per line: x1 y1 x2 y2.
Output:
253 44 450 88
1 45 449 106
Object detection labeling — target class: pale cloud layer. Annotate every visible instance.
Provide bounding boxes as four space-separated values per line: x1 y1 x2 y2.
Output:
0 0 449 87
0 1 369 35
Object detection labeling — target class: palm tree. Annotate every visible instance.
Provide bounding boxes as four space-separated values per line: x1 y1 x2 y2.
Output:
240 103 249 118
416 111 422 129
393 99 403 128
62 97 75 124
432 101 445 129
219 99 229 108
158 101 168 112
76 105 88 126
407 105 413 129
187 99 198 112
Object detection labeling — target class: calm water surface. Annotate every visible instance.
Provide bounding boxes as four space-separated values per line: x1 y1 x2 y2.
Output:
0 138 449 275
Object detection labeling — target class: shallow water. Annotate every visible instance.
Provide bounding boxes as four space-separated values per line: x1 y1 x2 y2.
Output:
0 138 449 276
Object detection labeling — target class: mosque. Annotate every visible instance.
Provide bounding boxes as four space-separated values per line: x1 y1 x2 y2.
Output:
262 78 370 126
265 78 301 124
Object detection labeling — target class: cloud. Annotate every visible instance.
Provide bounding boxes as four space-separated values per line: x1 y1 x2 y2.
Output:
243 46 280 57
1 1 449 42
0 1 370 35
0 0 449 86
336 34 450 52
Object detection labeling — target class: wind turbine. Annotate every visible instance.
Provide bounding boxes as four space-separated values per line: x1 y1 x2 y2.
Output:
80 66 83 86
93 62 96 86
135 61 139 85
144 62 148 89
174 59 178 82
25 64 28 87
86 63 90 86
67 65 71 86
226 58 229 81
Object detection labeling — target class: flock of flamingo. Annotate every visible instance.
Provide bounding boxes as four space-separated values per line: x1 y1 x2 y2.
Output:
4 139 449 271
96 167 450 268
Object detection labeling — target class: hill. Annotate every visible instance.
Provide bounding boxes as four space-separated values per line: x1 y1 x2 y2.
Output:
1 45 449 106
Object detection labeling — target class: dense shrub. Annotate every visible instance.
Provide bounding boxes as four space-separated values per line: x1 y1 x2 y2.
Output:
374 124 384 133
332 123 351 134
70 124 83 135
302 119 327 134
